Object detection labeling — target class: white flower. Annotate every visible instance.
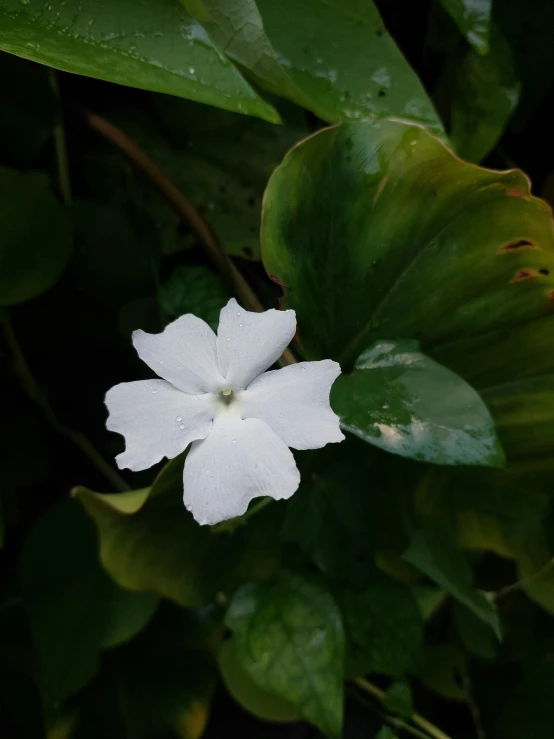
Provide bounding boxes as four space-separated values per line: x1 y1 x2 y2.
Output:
105 298 344 525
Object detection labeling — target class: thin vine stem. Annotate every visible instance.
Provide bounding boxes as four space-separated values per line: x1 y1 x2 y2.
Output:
83 110 296 368
353 677 452 739
2 319 129 492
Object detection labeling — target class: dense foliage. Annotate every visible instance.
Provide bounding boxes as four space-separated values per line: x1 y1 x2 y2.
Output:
2 1 554 737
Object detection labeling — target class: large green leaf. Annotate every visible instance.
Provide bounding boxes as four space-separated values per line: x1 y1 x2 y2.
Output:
74 456 284 608
159 265 229 330
403 528 501 638
337 578 423 679
261 119 554 465
0 167 72 306
226 572 344 738
0 0 278 122
332 339 503 466
182 0 443 131
20 501 159 702
438 0 492 54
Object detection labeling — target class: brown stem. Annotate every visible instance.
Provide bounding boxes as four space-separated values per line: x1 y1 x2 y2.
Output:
353 678 452 739
2 320 129 492
83 111 296 367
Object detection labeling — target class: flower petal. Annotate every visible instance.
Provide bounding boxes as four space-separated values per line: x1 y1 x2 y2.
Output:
133 314 225 394
216 298 296 390
183 417 300 525
106 380 213 471
241 360 344 450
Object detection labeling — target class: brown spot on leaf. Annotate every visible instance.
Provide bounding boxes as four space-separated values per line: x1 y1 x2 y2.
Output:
499 239 536 253
510 269 539 283
508 187 527 198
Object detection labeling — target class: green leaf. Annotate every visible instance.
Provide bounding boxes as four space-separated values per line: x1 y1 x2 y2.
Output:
160 265 229 330
446 25 520 162
332 339 504 467
375 728 399 739
47 604 217 739
438 0 492 54
262 119 554 367
20 501 159 702
383 679 413 719
0 167 72 306
416 644 466 701
218 638 301 723
0 0 278 122
182 0 443 131
403 528 501 638
226 572 344 738
74 456 284 608
282 438 380 588
453 602 498 661
337 578 423 679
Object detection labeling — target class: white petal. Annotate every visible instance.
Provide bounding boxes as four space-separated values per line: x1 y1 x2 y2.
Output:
216 298 296 390
133 314 225 394
241 360 344 450
106 380 213 471
183 417 300 525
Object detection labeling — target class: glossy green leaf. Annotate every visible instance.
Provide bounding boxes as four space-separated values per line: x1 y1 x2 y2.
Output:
218 638 301 723
0 167 72 306
438 0 492 54
182 0 442 131
226 572 344 738
75 456 284 608
262 119 554 366
0 0 278 122
337 579 423 679
20 501 159 702
403 528 501 638
447 26 520 162
160 265 229 330
332 339 503 466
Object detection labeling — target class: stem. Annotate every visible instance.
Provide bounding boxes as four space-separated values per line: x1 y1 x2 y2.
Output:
49 69 72 206
459 663 487 739
2 320 129 492
353 678 452 739
494 558 554 602
83 111 297 368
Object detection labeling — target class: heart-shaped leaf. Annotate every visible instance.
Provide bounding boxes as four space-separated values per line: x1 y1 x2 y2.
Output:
332 339 504 466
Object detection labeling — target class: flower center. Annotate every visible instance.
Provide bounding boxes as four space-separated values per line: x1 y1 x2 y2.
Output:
220 387 234 405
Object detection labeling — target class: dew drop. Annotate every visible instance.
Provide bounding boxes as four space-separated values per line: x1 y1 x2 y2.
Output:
151 389 158 394
236 311 241 317
232 438 237 443
382 402 389 409
301 366 306 372
239 323 243 327
159 360 164 364
189 66 195 74
176 416 182 421
179 424 185 430
185 503 192 511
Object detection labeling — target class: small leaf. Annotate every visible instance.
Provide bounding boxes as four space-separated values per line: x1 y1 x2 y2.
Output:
159 265 229 330
332 340 504 467
0 167 72 306
383 679 413 719
218 638 301 723
337 578 423 679
403 528 501 638
0 0 278 122
226 572 344 738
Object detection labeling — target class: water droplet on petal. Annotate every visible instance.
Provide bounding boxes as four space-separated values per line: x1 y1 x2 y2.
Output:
160 360 164 364
301 366 306 372
236 311 241 317
232 439 237 443
185 503 192 511
239 323 243 327
226 336 231 341
176 416 182 421
151 389 158 394
179 424 185 430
